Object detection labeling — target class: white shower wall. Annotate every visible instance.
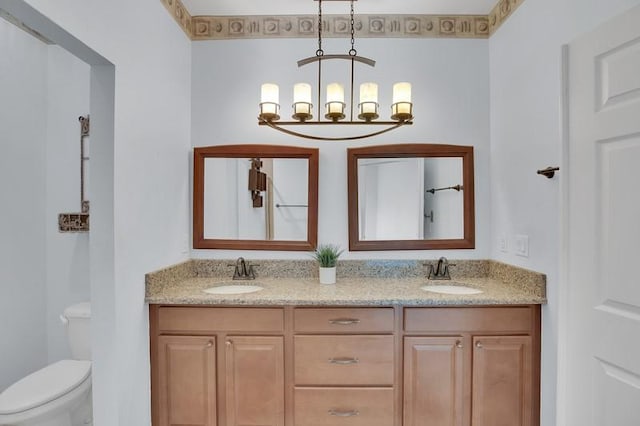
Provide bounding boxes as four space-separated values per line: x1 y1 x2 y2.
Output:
0 18 91 391
0 17 48 392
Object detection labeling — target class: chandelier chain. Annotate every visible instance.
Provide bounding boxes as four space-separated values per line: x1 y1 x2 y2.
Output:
316 0 324 56
349 0 356 56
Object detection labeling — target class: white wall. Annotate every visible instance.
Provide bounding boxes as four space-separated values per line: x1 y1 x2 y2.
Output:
14 0 193 424
0 17 48 391
192 37 491 260
45 45 91 363
489 1 640 425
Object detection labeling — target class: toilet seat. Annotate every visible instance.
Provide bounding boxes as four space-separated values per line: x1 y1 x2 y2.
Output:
0 360 91 415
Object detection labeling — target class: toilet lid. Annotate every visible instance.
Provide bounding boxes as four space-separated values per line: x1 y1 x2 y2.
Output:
0 360 91 415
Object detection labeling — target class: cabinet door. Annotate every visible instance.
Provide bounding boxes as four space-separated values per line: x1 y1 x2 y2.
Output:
157 335 217 426
472 336 532 426
225 336 284 426
403 337 464 426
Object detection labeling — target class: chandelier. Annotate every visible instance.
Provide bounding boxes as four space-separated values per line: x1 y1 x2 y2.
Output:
258 0 414 141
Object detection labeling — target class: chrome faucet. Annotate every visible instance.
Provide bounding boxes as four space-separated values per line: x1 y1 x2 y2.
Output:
427 257 455 280
229 257 257 280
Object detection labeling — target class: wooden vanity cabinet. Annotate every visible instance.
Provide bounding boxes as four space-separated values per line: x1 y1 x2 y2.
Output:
403 306 540 426
150 305 540 426
151 306 285 426
293 307 397 426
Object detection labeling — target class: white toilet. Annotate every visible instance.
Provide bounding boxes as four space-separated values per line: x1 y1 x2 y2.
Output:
0 303 92 426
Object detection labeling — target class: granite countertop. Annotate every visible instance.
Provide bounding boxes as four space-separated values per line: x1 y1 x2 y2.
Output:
145 260 547 306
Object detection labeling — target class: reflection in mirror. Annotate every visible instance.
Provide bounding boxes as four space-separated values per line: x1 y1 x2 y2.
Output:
348 144 474 251
358 157 464 241
194 145 318 251
203 158 309 241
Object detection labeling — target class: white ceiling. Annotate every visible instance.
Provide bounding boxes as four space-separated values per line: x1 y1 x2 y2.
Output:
180 0 498 17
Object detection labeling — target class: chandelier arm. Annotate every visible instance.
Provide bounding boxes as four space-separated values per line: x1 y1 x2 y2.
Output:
297 54 375 68
258 118 411 142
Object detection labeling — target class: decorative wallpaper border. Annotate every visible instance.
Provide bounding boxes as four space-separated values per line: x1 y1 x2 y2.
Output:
161 0 193 37
162 0 524 40
488 0 526 35
191 14 490 40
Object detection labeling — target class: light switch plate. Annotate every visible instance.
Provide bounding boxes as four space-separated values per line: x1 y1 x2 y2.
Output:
498 235 508 253
514 234 529 257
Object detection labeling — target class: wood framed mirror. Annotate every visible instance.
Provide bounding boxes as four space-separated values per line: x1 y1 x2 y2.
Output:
193 144 319 250
347 144 475 251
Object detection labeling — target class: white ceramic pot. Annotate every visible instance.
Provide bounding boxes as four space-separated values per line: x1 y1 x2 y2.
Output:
319 267 337 284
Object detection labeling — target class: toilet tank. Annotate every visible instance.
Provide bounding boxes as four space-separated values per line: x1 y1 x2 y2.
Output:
62 302 91 360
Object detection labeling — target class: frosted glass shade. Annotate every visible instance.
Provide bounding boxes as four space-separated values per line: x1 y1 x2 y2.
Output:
293 83 313 121
260 83 280 120
358 82 379 121
391 82 413 121
294 83 312 104
325 83 345 121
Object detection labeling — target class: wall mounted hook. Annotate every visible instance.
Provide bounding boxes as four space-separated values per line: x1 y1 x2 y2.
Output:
537 166 560 179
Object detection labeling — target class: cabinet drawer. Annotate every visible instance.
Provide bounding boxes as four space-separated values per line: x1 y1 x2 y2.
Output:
294 308 394 333
404 307 533 333
294 335 394 385
294 387 394 426
157 307 284 333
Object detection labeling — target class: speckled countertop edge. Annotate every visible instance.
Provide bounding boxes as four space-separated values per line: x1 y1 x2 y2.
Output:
145 259 546 306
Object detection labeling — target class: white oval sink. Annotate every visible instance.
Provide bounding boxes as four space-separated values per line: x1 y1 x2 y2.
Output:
421 285 483 295
203 284 264 295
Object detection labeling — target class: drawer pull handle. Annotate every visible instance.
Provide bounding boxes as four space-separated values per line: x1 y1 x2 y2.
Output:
329 318 361 325
328 357 360 365
328 409 360 417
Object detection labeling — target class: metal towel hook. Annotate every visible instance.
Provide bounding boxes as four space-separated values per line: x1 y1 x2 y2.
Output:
537 166 560 179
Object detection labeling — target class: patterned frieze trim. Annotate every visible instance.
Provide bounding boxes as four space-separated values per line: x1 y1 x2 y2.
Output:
190 14 490 40
488 0 526 35
161 0 193 38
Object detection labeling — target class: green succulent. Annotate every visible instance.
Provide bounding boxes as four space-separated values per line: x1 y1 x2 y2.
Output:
311 244 344 268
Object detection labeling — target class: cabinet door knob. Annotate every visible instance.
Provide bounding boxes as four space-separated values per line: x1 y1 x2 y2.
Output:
475 341 483 349
328 357 359 365
206 340 214 348
328 409 359 417
456 340 463 349
328 318 361 325
226 340 232 346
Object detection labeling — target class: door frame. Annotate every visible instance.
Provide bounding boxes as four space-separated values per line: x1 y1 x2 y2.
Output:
557 43 572 426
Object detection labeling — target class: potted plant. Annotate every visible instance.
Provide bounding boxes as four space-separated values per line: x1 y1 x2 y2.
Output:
312 244 343 284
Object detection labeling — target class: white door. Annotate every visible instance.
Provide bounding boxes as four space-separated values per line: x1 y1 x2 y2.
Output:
563 4 640 425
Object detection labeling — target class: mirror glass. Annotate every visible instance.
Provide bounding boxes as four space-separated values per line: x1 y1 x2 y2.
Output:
358 157 464 241
203 158 309 241
348 144 474 251
194 145 318 251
